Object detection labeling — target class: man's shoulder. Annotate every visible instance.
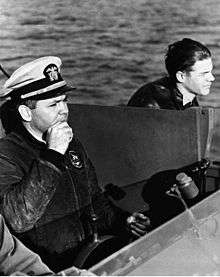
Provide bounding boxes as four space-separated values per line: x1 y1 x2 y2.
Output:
127 77 173 107
0 132 22 147
0 132 30 160
139 76 173 95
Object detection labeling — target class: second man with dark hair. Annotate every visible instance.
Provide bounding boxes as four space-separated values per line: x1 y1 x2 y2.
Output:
127 38 215 109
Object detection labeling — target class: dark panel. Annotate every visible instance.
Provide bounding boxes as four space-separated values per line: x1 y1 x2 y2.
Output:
68 105 210 188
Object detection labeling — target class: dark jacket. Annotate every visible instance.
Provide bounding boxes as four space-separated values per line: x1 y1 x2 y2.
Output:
0 123 130 272
127 77 199 110
0 214 52 276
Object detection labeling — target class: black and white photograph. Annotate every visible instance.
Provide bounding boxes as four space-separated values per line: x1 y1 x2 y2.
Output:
0 0 220 275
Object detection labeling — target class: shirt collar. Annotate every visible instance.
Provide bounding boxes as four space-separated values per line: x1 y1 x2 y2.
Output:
182 92 196 106
176 84 196 106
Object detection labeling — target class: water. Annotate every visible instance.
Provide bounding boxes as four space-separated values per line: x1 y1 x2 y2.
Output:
0 0 220 106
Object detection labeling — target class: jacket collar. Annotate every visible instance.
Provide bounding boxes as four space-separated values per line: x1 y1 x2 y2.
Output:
13 122 46 151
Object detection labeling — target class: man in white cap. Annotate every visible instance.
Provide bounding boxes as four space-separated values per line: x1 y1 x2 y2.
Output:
0 57 150 272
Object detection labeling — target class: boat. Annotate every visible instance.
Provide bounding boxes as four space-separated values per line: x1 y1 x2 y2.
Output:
1 104 220 275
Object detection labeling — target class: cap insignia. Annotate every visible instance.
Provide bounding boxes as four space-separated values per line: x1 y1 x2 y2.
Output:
43 64 60 82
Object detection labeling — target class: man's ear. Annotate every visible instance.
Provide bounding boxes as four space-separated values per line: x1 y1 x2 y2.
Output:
18 105 32 122
176 71 186 83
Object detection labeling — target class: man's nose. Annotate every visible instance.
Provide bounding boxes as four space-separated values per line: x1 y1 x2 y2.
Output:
209 73 215 82
58 101 68 113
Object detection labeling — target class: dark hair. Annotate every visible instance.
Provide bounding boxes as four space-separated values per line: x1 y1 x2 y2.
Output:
165 38 211 82
0 98 37 134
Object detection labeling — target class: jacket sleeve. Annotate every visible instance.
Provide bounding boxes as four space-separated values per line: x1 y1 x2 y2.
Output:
0 215 53 276
0 151 62 233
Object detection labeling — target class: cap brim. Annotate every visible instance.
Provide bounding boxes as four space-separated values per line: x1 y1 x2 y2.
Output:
24 84 76 101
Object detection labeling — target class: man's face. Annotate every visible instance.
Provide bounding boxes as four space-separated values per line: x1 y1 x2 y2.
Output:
182 57 215 96
30 94 69 134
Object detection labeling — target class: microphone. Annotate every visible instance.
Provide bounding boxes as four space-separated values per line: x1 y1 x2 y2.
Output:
166 173 201 238
176 172 199 199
